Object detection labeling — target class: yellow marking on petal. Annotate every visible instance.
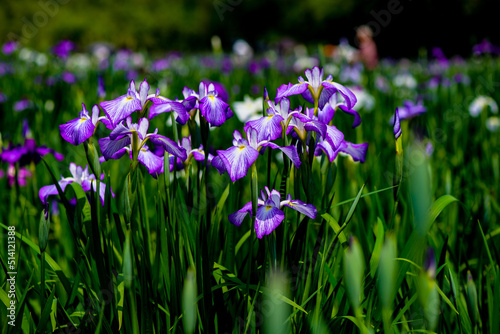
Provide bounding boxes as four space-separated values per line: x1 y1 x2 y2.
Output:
238 145 246 151
126 96 134 101
265 205 272 211
267 115 273 120
80 117 87 123
141 148 146 152
288 202 294 206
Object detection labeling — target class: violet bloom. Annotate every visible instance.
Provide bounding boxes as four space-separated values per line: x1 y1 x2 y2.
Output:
216 128 300 182
39 163 114 214
229 186 317 239
14 98 34 112
164 136 212 172
276 66 357 112
286 107 327 142
61 71 76 84
472 39 500 56
182 82 233 127
97 76 106 99
390 99 426 122
98 117 186 177
0 139 63 167
100 78 152 128
52 40 75 59
2 41 18 55
60 103 111 145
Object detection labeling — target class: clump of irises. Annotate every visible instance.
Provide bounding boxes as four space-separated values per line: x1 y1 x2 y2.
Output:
44 66 367 239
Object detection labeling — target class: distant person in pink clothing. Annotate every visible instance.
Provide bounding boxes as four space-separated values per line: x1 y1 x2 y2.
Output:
356 25 378 70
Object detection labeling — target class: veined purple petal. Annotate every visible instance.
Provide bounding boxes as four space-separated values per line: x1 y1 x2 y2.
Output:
324 125 345 151
138 146 164 177
276 82 309 103
100 95 142 128
314 140 341 162
338 105 362 128
60 117 95 145
91 105 100 125
282 198 317 219
260 142 301 169
217 145 259 182
339 141 368 163
318 87 336 110
267 189 281 208
255 206 285 239
244 114 284 142
228 201 253 226
148 135 187 161
199 95 231 127
98 136 131 160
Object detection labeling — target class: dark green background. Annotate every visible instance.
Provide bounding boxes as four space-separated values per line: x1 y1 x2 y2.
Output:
1 0 498 58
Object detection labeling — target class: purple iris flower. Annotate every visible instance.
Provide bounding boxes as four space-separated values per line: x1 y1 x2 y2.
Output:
39 163 114 215
390 99 426 122
99 78 152 128
2 41 18 55
276 66 357 111
216 128 300 182
148 88 191 125
52 40 75 59
98 117 186 177
201 80 229 103
182 82 233 127
228 186 317 239
14 98 34 112
59 103 111 145
472 39 500 56
0 136 63 167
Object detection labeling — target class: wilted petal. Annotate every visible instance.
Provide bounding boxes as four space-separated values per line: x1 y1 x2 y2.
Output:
255 206 285 239
228 201 252 226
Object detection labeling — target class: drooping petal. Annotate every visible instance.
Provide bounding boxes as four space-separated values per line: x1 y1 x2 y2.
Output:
276 82 309 103
217 145 259 182
100 95 142 128
148 98 190 124
98 136 131 160
339 141 368 163
244 114 284 142
324 125 345 151
314 139 341 162
254 206 285 239
148 134 187 161
259 142 301 169
210 155 227 175
39 179 73 206
282 198 317 219
228 201 253 226
322 81 357 110
59 117 95 145
338 105 362 128
138 146 164 177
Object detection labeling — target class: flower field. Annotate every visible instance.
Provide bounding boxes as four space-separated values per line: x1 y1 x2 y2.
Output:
0 41 499 333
